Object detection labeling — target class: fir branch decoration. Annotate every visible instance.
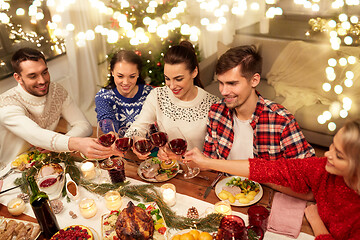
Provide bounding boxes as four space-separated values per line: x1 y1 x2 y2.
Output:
14 151 223 232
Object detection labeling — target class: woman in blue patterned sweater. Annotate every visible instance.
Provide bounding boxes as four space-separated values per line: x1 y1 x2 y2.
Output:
95 50 153 132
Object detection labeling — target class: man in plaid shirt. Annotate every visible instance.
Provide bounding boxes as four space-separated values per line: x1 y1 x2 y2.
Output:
204 45 315 161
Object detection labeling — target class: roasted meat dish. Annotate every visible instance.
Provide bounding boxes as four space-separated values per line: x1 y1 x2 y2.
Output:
115 201 154 240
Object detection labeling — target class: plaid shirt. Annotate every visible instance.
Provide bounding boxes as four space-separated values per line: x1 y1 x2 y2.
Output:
203 92 315 161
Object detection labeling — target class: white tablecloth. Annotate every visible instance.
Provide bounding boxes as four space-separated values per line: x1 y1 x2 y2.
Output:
0 164 314 240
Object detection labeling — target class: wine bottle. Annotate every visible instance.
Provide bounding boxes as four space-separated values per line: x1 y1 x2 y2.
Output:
28 175 60 239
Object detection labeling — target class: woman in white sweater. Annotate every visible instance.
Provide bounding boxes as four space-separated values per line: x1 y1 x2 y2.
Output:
127 41 219 159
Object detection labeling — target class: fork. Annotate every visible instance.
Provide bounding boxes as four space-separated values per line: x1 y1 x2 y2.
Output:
0 167 16 180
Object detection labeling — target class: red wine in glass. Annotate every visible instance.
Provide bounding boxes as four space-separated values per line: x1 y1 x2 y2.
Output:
115 138 133 151
150 132 168 147
98 133 116 147
216 215 247 240
168 138 187 155
134 139 153 154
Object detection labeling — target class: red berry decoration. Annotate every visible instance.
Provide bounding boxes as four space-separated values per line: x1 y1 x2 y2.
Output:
157 62 161 67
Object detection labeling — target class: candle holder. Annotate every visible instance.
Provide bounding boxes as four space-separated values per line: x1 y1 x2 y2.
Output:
79 198 97 219
214 201 232 215
247 205 269 232
81 161 97 180
104 190 122 211
160 183 176 207
7 197 26 216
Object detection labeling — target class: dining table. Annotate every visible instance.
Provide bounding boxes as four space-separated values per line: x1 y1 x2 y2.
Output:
0 148 315 240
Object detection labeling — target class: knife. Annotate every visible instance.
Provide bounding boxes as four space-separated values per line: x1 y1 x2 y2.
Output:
203 172 223 199
0 185 22 195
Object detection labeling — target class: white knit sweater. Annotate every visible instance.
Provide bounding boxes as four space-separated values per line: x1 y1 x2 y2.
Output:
0 82 92 164
128 86 219 151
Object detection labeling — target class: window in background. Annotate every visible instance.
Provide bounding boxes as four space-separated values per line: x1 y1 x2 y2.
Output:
0 0 65 80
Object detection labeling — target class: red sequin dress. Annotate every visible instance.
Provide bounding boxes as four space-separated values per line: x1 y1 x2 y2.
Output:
249 157 360 240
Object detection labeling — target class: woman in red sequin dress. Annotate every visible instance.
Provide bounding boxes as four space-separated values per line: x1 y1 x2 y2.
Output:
184 119 360 240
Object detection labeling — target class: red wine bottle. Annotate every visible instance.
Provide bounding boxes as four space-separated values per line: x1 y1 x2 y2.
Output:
28 175 60 239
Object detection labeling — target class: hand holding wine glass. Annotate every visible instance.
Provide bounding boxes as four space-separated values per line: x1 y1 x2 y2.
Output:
133 129 153 160
167 126 200 179
114 127 133 157
97 119 116 147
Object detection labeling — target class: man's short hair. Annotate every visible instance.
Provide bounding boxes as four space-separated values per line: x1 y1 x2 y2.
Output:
216 45 262 80
11 48 46 74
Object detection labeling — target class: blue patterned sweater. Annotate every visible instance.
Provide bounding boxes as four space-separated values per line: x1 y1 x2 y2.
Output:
95 84 153 132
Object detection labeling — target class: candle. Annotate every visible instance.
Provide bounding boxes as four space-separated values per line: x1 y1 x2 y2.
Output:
104 191 122 211
81 161 96 180
79 198 97 219
160 183 176 207
214 201 232 215
7 198 26 216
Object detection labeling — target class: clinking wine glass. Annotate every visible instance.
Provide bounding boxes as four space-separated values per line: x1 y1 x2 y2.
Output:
95 119 116 194
149 122 169 161
133 129 153 157
167 126 200 179
115 127 133 154
97 119 116 147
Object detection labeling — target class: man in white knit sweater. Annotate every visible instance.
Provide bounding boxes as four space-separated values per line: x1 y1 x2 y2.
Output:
0 48 113 165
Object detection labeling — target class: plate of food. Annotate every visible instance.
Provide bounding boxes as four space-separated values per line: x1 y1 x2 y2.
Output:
101 201 168 240
137 157 179 182
169 229 213 240
50 225 99 240
0 217 41 240
11 149 47 171
215 176 263 206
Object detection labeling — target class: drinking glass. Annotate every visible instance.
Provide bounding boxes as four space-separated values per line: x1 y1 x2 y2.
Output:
97 119 116 147
216 215 247 240
95 119 116 192
133 129 153 157
115 127 133 154
149 122 168 148
167 126 200 179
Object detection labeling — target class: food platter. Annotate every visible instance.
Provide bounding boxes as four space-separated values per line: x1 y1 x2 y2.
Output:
137 158 179 182
215 176 263 207
101 202 168 240
0 217 41 240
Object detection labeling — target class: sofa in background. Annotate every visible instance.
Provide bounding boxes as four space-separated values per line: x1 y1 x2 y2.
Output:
199 34 360 147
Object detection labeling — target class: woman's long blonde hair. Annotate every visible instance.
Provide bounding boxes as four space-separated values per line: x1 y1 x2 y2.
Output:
341 119 360 193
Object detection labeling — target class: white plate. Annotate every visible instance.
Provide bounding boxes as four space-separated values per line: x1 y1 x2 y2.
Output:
215 176 263 207
0 217 41 239
137 158 179 182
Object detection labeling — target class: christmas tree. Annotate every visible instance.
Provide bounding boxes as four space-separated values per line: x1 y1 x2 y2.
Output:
105 0 200 86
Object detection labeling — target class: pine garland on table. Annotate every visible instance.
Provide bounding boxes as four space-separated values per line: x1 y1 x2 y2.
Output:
14 151 223 232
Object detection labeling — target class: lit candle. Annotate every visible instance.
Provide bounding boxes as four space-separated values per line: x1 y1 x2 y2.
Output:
104 190 122 211
7 198 26 216
160 183 176 207
79 198 97 219
81 161 96 180
214 201 232 215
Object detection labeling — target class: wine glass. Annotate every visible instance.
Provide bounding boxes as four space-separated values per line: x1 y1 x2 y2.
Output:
97 119 116 148
149 122 168 158
216 215 247 240
95 119 116 194
167 126 200 179
115 127 134 154
133 129 153 157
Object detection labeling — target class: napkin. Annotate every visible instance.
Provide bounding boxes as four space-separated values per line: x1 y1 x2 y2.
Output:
267 192 307 238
